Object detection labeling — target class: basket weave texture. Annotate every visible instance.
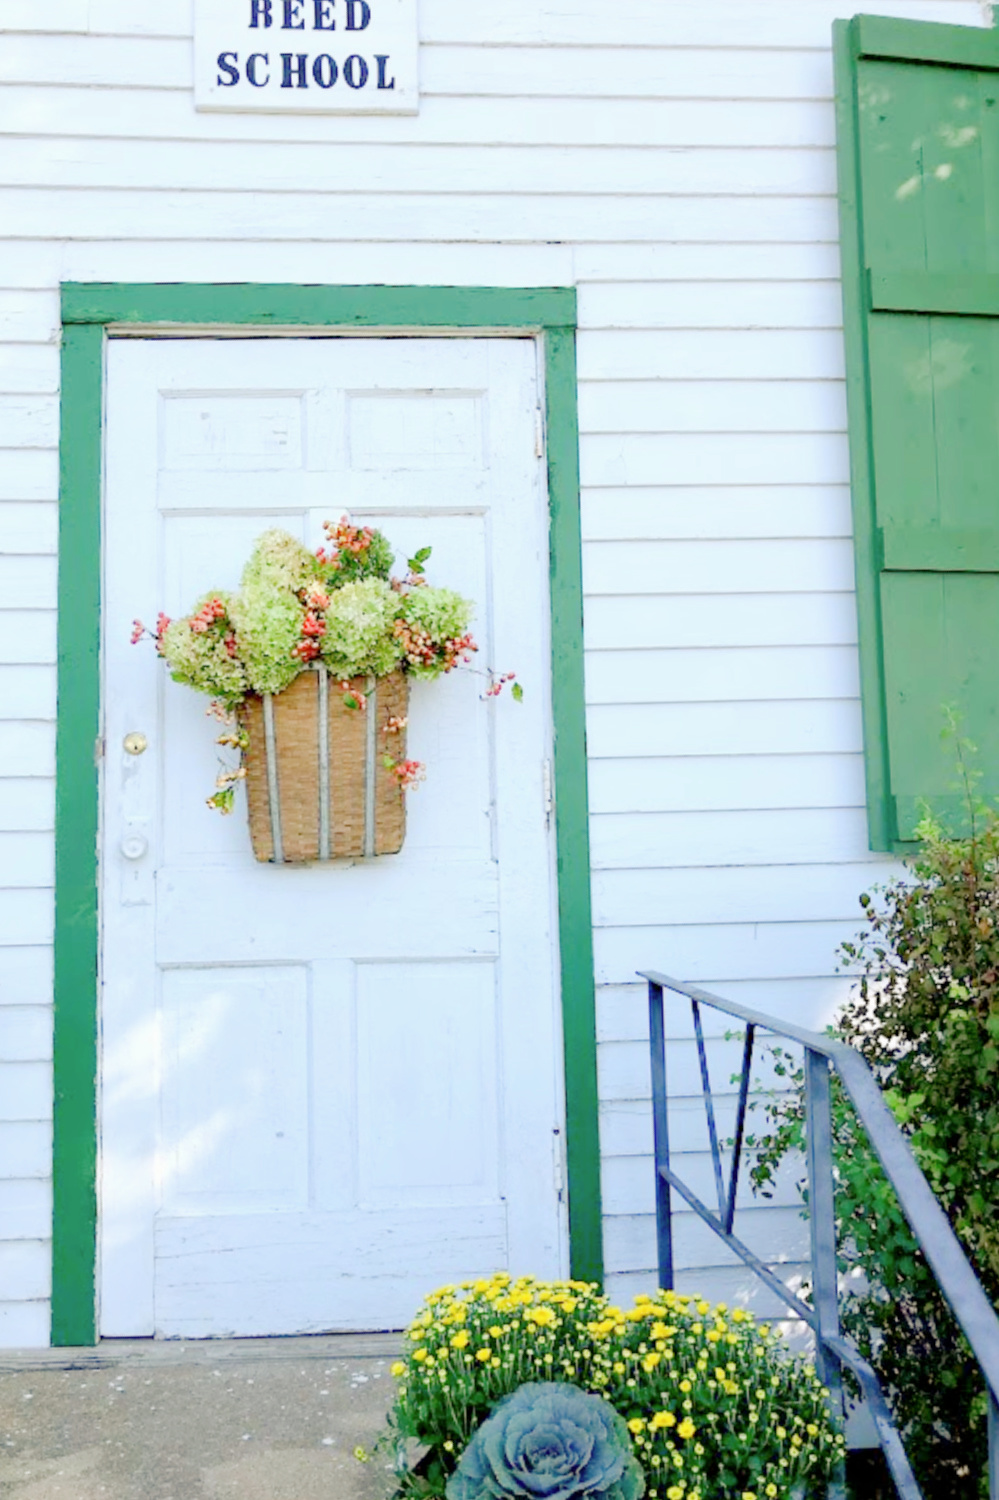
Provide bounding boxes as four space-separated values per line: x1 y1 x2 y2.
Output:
241 669 409 863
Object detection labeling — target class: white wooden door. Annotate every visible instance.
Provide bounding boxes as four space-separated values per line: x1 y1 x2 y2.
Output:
100 336 564 1338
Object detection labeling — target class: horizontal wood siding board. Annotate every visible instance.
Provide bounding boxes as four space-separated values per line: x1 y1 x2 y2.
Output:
60 283 576 330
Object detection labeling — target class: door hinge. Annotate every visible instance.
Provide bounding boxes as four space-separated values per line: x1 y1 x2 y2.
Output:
543 758 553 829
534 406 546 459
553 1127 565 1200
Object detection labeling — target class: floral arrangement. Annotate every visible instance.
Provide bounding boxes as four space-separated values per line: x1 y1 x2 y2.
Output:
133 518 518 812
370 1274 845 1500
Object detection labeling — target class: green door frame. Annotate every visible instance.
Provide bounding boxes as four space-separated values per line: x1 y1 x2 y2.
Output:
52 282 602 1346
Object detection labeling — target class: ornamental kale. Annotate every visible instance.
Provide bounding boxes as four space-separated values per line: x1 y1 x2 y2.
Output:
447 1384 644 1500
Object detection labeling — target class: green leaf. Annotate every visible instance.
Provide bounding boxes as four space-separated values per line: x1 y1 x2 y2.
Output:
511 681 524 703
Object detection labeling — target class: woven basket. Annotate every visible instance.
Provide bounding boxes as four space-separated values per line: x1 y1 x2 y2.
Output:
241 667 409 863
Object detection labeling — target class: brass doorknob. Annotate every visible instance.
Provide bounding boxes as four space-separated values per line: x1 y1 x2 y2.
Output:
123 732 148 756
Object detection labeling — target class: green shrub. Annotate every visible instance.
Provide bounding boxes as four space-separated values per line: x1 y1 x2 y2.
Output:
749 740 999 1496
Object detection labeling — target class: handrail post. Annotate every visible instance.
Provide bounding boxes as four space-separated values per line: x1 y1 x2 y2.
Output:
805 1047 847 1498
647 979 674 1292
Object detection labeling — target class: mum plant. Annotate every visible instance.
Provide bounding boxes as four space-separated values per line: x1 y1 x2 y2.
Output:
133 517 517 811
377 1274 845 1500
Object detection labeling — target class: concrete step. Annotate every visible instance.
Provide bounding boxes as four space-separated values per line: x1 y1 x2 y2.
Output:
0 1335 403 1500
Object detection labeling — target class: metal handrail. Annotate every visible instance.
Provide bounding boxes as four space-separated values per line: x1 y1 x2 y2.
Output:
639 968 999 1500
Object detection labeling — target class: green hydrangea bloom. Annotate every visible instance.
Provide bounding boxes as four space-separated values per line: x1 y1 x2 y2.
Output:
229 581 304 696
160 596 248 705
321 579 405 679
403 585 472 644
241 528 318 594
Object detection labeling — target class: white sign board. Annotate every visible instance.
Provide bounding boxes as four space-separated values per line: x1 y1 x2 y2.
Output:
195 0 418 113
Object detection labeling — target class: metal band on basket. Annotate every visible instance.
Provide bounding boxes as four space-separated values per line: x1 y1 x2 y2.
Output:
262 691 285 864
363 674 377 857
316 664 331 861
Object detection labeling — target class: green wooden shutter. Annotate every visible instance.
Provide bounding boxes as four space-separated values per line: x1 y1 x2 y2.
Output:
835 14 999 850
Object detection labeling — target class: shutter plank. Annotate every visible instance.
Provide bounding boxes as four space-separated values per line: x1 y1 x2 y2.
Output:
882 572 999 838
871 272 999 316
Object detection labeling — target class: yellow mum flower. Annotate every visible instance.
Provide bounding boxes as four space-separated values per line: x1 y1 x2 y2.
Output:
695 1300 710 1316
731 1307 748 1323
677 1419 696 1440
678 1380 692 1393
766 1488 779 1498
450 1330 470 1349
642 1352 661 1372
651 1411 677 1430
475 1348 491 1363
667 1488 684 1500
391 1361 406 1377
628 1418 645 1434
412 1348 429 1363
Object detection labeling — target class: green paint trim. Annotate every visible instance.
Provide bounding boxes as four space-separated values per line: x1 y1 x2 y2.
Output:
52 324 103 1347
870 269 999 316
53 282 601 1344
880 525 999 573
545 327 602 1286
833 21 895 852
855 12 999 68
60 283 577 332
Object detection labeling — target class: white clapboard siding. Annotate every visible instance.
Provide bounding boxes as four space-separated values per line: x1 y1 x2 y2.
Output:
0 0 976 1337
0 724 55 780
0 558 57 611
0 1302 49 1348
587 700 863 759
0 1240 50 1300
0 1123 52 1179
0 1179 52 1240
584 593 858 648
0 834 54 889
577 383 849 435
0 507 56 555
0 451 58 503
0 1008 52 1062
585 644 860 703
0 890 54 948
0 948 54 1006
0 783 54 835
579 333 847 388
0 615 57 665
580 283 845 331
0 1063 52 1123
588 753 867 814
581 490 853 541
0 141 842 201
0 189 843 246
584 539 856 595
0 669 56 722
12 0 975 43
591 808 878 870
